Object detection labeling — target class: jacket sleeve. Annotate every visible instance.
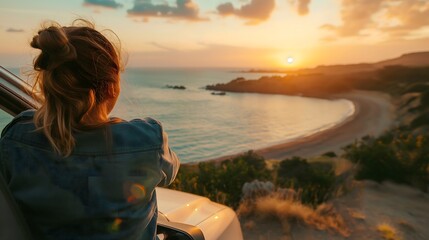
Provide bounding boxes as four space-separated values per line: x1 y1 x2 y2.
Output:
157 124 180 187
0 144 9 182
0 110 34 182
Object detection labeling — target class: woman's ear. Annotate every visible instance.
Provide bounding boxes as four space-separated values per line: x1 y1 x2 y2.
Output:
107 83 117 98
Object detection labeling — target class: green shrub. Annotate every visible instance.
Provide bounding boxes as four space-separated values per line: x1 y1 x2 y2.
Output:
169 151 270 208
322 151 337 157
344 131 429 190
276 157 335 205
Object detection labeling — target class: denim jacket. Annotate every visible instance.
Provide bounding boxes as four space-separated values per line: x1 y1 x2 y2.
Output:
0 110 180 240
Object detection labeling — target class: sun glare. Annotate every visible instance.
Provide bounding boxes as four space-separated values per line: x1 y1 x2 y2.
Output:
273 54 302 68
278 55 296 67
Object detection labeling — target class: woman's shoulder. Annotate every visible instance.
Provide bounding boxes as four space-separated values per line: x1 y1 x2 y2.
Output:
1 110 36 138
130 117 163 128
113 117 164 133
108 117 165 147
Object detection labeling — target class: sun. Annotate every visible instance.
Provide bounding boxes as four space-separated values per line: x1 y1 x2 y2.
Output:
275 54 299 68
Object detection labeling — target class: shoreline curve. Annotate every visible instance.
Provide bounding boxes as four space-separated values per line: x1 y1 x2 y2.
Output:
202 90 395 163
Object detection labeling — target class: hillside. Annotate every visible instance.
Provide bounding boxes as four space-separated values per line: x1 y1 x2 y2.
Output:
375 52 429 68
299 51 429 75
241 51 429 75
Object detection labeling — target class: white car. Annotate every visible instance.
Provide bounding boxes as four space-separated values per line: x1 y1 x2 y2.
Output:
0 66 243 240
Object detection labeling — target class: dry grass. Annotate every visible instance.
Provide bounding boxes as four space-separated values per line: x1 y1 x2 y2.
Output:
398 220 415 233
377 223 402 240
237 194 350 237
243 220 256 230
347 208 366 220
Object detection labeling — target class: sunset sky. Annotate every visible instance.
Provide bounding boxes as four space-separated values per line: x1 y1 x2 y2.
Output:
1 0 428 68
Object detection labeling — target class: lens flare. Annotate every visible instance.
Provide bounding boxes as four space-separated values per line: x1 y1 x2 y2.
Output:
127 183 146 203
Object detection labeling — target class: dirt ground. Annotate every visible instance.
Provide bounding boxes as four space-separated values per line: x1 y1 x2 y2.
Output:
240 181 429 240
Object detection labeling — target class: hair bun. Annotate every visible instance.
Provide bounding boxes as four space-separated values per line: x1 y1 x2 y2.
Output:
31 26 77 70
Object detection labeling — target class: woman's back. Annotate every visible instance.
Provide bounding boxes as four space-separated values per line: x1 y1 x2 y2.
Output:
0 110 179 239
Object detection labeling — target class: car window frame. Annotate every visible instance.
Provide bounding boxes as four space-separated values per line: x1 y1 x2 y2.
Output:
0 66 37 116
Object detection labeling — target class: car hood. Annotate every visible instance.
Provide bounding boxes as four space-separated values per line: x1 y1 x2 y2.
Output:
156 187 242 240
156 187 226 226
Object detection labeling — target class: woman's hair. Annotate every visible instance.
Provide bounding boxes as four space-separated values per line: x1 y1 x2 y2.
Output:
30 19 122 156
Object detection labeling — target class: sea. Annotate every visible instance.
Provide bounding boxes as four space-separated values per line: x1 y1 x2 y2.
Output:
113 68 355 162
4 68 355 163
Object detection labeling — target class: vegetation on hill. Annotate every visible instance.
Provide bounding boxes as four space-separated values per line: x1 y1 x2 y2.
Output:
344 131 428 190
343 66 429 190
169 151 337 209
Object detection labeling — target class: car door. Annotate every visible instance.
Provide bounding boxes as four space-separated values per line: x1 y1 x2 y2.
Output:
0 67 35 239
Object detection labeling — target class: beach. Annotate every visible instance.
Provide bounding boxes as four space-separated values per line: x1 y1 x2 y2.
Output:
207 90 395 162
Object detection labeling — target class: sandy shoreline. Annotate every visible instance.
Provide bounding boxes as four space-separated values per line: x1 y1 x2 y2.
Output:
205 90 395 163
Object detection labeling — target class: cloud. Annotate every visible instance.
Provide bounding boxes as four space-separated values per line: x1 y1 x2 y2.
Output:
323 0 384 37
83 0 123 9
6 28 24 33
150 42 178 52
381 0 429 36
217 3 235 15
217 0 276 25
323 0 429 38
288 0 311 16
127 0 205 21
297 0 311 15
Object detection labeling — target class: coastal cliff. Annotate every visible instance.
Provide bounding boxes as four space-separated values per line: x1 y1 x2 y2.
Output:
206 74 352 98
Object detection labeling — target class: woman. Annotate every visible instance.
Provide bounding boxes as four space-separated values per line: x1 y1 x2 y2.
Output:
0 20 179 239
